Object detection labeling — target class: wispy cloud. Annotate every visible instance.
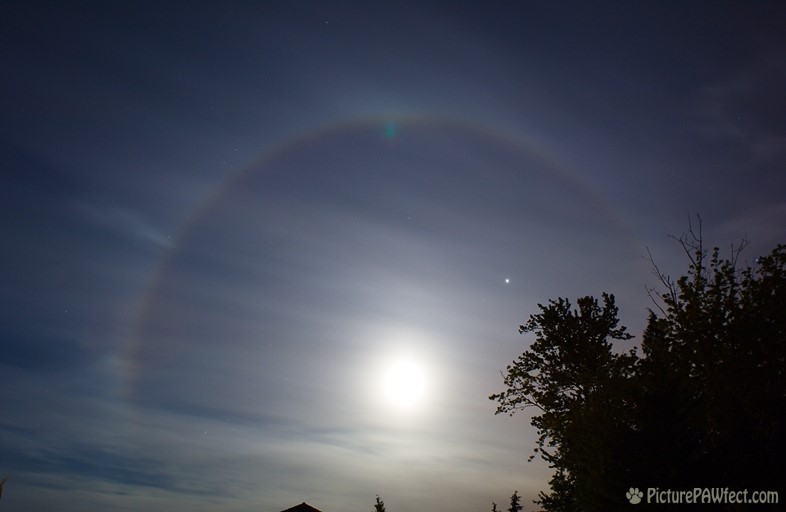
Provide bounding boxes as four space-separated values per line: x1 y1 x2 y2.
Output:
691 49 786 166
74 202 174 250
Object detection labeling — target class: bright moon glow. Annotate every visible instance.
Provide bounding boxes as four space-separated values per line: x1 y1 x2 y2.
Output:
383 359 426 409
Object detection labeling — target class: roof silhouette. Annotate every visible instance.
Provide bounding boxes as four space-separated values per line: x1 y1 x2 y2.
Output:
281 502 323 512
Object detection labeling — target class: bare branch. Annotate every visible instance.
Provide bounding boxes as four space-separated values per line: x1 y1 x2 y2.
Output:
688 213 703 245
645 285 668 317
645 246 677 314
730 236 749 268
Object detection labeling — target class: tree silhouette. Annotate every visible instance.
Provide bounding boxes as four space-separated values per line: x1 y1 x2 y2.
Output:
490 294 637 511
492 224 786 511
374 494 386 512
638 225 786 491
508 491 522 512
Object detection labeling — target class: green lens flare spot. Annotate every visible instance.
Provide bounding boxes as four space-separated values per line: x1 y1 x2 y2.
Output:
384 121 397 139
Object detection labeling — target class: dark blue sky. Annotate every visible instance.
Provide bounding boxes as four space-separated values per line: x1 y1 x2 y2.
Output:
1 2 785 511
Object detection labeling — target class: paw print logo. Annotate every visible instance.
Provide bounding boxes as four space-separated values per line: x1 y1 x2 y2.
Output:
626 487 643 504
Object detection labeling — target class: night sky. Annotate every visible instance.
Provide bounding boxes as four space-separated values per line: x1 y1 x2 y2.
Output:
1 2 785 511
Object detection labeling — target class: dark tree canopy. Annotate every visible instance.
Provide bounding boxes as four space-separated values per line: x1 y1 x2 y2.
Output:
638 236 786 492
491 229 786 511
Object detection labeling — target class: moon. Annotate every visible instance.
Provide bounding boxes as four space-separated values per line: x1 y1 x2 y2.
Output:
383 359 426 409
